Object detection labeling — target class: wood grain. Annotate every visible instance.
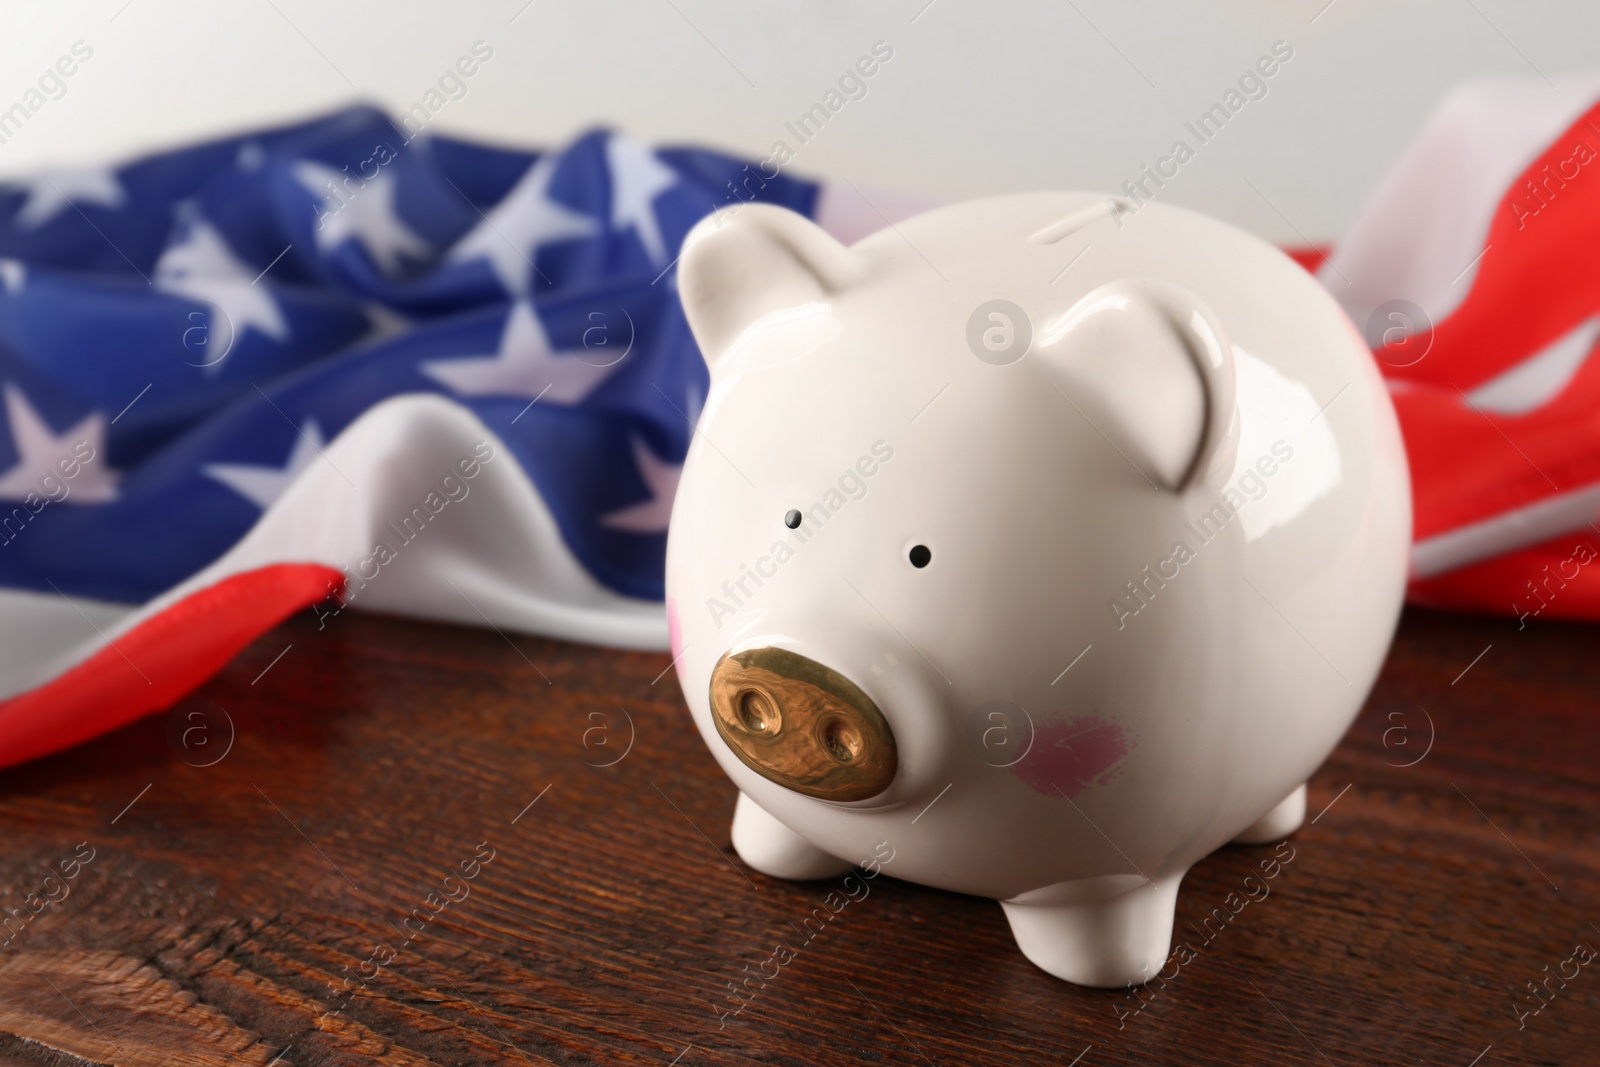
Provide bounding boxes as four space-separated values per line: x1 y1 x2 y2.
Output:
0 605 1594 1066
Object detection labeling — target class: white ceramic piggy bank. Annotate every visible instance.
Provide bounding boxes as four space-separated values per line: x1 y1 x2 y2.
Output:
664 192 1409 988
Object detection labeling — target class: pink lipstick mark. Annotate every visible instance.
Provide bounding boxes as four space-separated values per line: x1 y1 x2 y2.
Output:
666 596 683 661
1014 715 1130 797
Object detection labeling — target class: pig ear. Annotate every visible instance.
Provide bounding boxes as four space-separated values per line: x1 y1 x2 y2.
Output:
1036 279 1237 491
677 204 860 372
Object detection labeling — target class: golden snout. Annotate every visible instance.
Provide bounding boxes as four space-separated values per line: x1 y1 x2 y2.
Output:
708 647 897 802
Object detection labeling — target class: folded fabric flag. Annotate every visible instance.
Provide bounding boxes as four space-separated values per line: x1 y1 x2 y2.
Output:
1314 76 1600 623
0 107 829 765
0 79 1596 768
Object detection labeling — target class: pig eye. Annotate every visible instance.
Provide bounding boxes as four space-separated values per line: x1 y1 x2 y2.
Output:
783 509 802 529
908 544 932 568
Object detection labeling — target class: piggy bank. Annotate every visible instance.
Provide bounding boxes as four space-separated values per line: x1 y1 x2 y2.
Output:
664 193 1409 987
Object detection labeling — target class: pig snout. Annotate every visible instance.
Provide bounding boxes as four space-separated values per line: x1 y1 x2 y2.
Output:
708 646 897 802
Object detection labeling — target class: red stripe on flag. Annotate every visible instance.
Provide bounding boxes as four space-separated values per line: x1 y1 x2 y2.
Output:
1391 102 1600 390
1409 528 1600 620
1283 245 1330 273
0 563 341 770
1394 340 1600 541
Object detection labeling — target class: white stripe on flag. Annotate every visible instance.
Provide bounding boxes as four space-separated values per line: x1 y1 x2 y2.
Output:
1412 479 1600 579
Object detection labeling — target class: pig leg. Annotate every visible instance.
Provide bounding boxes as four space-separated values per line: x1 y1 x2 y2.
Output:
999 872 1185 987
730 792 853 880
1231 784 1306 844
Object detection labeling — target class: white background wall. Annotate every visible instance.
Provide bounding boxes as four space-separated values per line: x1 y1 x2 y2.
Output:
0 0 1595 243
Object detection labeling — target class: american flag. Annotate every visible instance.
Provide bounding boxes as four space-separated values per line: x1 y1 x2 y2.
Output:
1309 77 1600 622
0 106 824 766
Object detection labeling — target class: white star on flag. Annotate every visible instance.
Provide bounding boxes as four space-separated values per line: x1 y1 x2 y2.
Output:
605 134 678 266
203 419 328 510
447 155 599 294
0 259 23 293
4 167 127 231
235 141 266 171
292 161 431 276
420 301 625 403
155 217 290 373
0 386 118 503
601 436 681 533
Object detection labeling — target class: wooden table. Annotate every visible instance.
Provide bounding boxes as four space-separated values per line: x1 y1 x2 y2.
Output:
0 605 1594 1067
